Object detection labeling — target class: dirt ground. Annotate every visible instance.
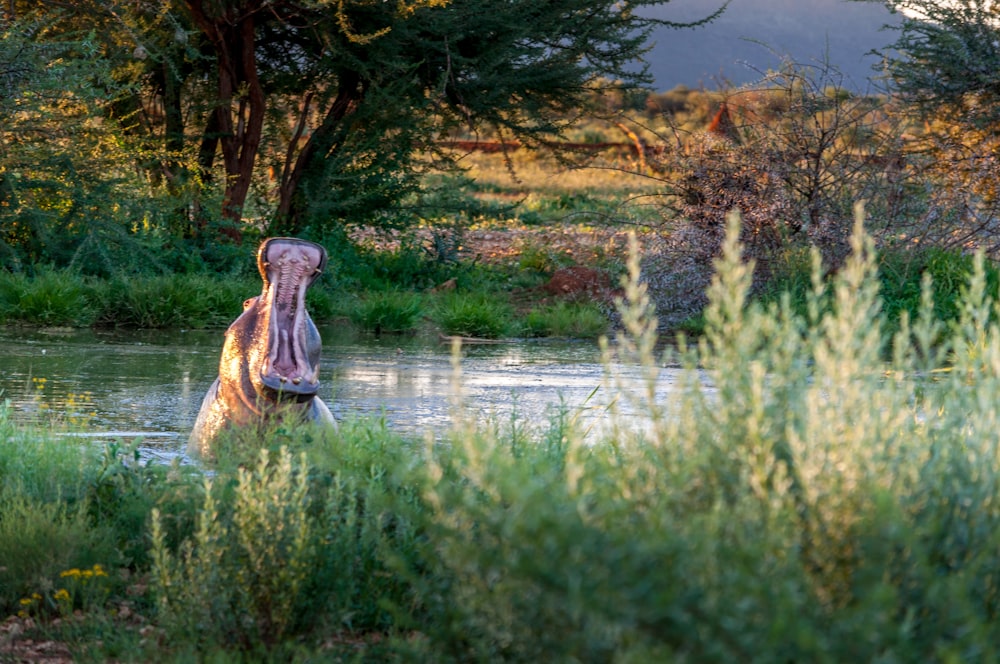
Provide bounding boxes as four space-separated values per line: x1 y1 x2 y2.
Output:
350 223 642 304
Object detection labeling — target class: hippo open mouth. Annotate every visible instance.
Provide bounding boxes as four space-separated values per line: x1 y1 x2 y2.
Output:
257 237 327 397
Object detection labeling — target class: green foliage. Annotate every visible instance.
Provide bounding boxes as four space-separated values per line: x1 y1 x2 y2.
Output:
91 274 253 329
360 241 457 291
349 290 424 334
0 493 118 620
84 442 180 569
433 292 514 338
0 16 179 274
0 402 99 501
881 0 1000 128
523 301 608 338
0 268 93 327
516 239 575 273
760 243 999 339
151 448 312 649
151 431 423 655
879 245 1000 333
20 214 1000 659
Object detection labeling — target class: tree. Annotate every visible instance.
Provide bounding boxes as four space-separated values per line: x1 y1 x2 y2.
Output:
178 0 724 240
0 14 153 272
868 0 1000 130
858 0 1000 253
3 0 724 249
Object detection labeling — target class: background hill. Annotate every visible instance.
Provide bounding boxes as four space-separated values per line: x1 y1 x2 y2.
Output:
644 0 901 90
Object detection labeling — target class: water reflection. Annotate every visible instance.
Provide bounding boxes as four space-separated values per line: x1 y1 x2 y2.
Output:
0 326 675 458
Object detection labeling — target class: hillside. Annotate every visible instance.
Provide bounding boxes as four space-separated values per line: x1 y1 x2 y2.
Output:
644 0 901 90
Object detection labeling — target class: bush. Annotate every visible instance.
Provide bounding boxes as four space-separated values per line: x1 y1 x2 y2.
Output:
151 431 423 654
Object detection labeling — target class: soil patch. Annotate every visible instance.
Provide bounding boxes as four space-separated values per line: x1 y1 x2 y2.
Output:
349 224 642 268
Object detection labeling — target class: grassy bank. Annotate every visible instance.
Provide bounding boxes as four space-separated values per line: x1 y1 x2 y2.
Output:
4 219 1000 660
0 264 610 340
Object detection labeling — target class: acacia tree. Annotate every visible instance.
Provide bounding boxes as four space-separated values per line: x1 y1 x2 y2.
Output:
178 0 722 240
859 0 1000 252
868 0 1000 129
5 0 721 246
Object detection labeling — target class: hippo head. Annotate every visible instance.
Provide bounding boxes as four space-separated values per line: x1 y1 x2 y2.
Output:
218 237 328 417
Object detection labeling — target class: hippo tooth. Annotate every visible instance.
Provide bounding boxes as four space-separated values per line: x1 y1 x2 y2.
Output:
279 375 287 383
292 377 302 385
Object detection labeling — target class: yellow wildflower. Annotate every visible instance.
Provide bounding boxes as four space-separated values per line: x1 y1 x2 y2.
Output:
92 564 107 577
18 597 33 606
60 568 81 579
53 588 70 602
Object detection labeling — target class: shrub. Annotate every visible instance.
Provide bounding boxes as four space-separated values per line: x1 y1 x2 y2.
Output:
402 214 1000 661
151 436 421 653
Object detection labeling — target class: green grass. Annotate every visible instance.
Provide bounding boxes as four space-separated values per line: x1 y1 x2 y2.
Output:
0 269 95 327
349 290 425 334
432 291 515 338
91 274 255 328
10 218 1000 659
523 301 608 338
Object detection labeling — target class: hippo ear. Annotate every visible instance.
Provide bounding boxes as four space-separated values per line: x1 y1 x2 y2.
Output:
308 244 328 286
243 297 258 310
257 240 273 285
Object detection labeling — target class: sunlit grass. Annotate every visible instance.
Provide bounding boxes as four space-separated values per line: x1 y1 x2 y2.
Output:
432 291 514 338
349 290 425 334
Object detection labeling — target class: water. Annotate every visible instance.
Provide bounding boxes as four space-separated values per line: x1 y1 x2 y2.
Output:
0 326 678 462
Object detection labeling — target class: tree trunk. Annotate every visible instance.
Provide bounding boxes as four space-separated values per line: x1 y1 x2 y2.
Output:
271 70 363 236
186 0 266 243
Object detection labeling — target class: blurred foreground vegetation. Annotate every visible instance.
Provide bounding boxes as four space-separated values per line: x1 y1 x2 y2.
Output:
5 220 1000 660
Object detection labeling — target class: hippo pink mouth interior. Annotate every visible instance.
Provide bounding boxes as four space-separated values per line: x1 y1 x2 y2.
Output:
258 238 325 396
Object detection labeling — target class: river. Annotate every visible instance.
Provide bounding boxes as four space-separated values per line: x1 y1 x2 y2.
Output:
0 326 679 463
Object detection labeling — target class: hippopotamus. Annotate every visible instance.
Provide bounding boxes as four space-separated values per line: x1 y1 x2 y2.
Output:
188 237 335 457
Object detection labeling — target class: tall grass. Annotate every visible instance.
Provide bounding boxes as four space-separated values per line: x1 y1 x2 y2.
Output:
349 290 424 334
10 211 1000 659
523 301 608 338
91 274 254 328
433 292 514 338
0 269 94 326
